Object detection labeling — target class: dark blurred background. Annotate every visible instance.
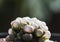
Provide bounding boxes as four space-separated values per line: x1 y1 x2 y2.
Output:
0 0 60 33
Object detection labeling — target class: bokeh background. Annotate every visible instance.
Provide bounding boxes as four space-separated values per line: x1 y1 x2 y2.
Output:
0 0 60 33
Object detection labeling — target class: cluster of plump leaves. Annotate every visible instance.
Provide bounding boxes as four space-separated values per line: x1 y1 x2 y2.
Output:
8 17 54 42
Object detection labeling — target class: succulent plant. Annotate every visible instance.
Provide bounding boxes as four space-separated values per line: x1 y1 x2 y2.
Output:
7 17 55 42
